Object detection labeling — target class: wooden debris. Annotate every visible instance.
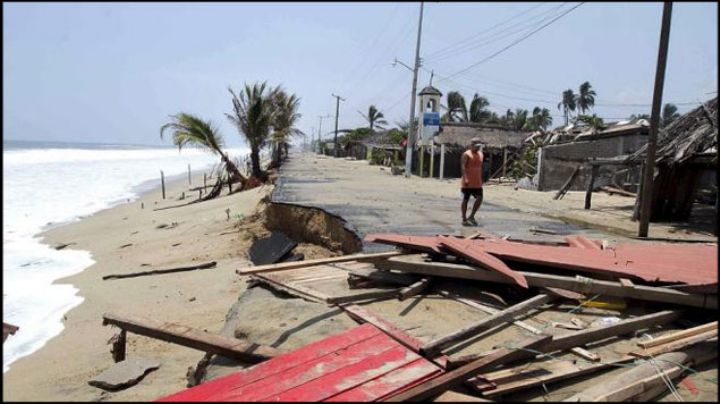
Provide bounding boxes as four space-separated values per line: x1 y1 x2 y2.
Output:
398 278 431 301
563 345 717 402
553 166 581 200
384 335 552 402
421 294 556 355
235 251 401 275
636 321 717 348
600 185 636 197
629 329 718 358
103 261 217 280
380 255 717 309
432 390 491 402
568 346 600 362
102 313 281 363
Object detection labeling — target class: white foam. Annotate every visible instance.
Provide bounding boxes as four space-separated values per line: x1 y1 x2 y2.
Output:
2 144 249 372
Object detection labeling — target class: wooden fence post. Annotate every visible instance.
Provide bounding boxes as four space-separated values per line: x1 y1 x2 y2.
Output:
160 170 165 200
188 164 191 185
585 165 599 210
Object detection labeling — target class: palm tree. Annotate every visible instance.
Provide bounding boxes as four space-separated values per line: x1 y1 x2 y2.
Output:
226 82 276 180
270 88 304 166
576 81 596 114
577 114 604 130
160 112 246 183
447 91 468 122
662 103 680 127
557 89 577 126
531 107 553 131
469 94 491 123
359 105 388 130
511 108 529 131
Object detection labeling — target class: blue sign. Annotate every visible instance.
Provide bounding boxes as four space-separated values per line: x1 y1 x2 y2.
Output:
423 112 440 126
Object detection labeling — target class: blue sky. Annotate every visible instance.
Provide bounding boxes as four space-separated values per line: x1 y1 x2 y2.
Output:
3 2 718 148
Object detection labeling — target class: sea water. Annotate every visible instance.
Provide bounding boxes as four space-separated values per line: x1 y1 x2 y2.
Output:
2 140 249 372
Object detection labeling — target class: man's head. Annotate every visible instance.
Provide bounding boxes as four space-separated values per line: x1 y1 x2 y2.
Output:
470 137 483 152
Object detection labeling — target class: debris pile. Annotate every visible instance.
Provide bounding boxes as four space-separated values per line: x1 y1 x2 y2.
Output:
98 230 717 401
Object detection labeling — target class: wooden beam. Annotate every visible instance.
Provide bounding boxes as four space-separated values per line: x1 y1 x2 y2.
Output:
421 294 556 355
630 329 718 358
563 345 716 402
102 312 282 363
584 165 599 209
636 321 717 348
383 335 552 402
398 278 431 301
540 310 682 355
379 255 717 309
433 391 492 402
236 251 401 275
103 261 217 280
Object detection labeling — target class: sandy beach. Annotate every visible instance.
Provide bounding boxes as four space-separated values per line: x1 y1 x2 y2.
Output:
2 170 281 401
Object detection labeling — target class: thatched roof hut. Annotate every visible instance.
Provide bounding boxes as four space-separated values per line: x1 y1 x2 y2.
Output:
626 97 717 165
625 97 717 222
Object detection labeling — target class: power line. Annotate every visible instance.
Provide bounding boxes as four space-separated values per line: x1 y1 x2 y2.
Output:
427 3 570 62
423 2 548 60
439 2 585 83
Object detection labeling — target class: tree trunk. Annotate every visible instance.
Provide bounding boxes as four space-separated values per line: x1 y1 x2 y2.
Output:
249 146 267 181
221 153 246 185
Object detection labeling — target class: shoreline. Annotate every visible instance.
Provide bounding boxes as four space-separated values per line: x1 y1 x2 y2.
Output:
3 165 270 400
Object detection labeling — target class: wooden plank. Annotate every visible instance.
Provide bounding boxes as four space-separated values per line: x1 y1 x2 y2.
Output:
249 275 329 304
473 338 717 397
327 289 401 305
620 278 635 287
541 310 682 354
398 278 431 301
102 313 282 364
553 166 580 200
383 335 552 402
421 294 556 355
263 347 427 402
636 321 717 348
380 256 717 309
629 330 718 358
438 236 528 288
216 335 407 401
340 304 425 352
327 359 443 402
158 324 383 402
236 251 402 275
102 261 216 280
569 346 600 362
563 346 717 402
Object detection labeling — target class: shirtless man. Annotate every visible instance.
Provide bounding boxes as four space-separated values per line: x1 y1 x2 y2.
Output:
460 138 484 226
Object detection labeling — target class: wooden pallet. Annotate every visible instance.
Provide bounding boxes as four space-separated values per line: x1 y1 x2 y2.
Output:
157 324 443 402
250 263 401 305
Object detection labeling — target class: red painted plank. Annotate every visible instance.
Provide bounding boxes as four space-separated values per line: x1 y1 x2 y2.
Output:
211 334 399 401
157 323 382 402
326 359 442 402
262 346 423 401
439 236 529 288
364 234 444 254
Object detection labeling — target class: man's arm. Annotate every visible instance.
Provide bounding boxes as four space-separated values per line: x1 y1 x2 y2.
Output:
460 152 468 183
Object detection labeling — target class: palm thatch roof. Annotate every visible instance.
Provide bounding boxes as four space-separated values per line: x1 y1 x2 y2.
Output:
626 97 717 165
434 124 528 149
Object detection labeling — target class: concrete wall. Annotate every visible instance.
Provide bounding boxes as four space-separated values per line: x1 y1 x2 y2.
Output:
538 133 647 191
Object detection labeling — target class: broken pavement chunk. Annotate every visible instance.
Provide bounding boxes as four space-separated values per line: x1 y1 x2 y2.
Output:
248 232 298 265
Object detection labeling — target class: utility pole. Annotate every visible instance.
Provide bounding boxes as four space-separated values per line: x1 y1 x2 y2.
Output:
331 93 345 158
404 2 424 178
638 2 672 238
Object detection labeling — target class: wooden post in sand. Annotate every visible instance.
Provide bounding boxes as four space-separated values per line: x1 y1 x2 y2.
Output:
160 170 166 199
188 164 192 185
203 173 207 189
502 147 508 179
440 144 446 180
430 143 435 178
